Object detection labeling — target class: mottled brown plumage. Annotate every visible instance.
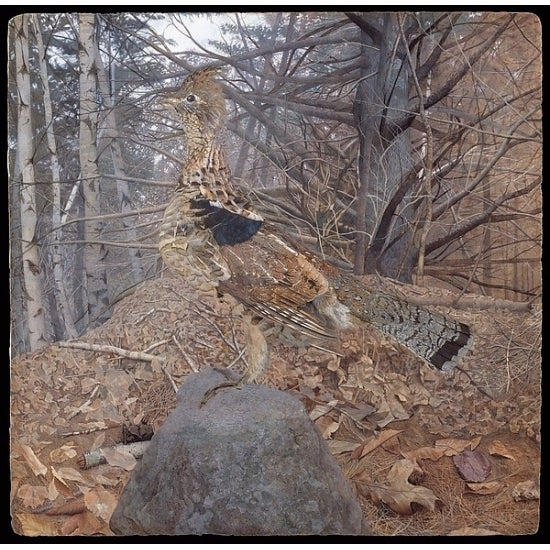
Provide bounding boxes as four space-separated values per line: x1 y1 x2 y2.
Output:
158 68 473 389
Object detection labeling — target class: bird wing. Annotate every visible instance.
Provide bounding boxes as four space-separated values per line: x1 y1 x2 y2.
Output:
219 231 336 339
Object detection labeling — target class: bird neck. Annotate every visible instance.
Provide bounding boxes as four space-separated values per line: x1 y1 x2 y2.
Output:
184 132 216 171
180 133 229 194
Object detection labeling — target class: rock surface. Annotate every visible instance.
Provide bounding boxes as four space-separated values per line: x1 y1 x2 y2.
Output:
110 367 369 535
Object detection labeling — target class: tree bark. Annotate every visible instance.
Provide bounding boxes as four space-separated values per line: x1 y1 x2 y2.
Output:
31 14 79 339
78 13 109 325
14 14 48 350
94 36 145 283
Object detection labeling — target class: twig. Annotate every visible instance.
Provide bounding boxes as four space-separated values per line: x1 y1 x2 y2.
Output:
58 340 163 362
172 334 199 372
66 384 100 421
58 424 110 437
142 338 171 354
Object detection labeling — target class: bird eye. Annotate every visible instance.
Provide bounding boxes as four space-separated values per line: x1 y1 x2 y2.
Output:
186 94 196 103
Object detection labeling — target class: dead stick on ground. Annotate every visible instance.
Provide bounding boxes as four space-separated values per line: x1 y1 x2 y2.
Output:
67 384 100 421
59 340 179 393
58 340 163 362
79 441 151 470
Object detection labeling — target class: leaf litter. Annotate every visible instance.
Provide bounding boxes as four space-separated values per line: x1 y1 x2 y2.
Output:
10 274 540 535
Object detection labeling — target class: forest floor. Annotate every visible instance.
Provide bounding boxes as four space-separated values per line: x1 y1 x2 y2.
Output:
10 274 540 537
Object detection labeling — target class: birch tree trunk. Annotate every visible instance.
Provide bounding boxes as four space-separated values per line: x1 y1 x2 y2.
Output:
31 14 79 339
95 39 144 283
14 14 48 350
78 13 109 325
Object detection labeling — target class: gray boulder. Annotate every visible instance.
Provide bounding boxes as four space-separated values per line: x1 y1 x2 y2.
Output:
110 367 369 535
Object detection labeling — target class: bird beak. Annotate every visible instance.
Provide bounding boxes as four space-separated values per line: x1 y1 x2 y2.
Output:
160 96 178 109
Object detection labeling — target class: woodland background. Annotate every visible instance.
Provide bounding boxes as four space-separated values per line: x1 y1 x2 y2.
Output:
9 12 541 536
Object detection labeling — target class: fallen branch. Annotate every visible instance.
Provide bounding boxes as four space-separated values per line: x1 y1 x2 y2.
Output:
67 384 100 421
58 340 179 393
78 441 151 470
58 340 162 362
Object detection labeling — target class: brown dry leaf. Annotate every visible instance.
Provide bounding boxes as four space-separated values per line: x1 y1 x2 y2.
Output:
47 478 59 502
434 438 472 456
327 440 360 455
15 513 59 536
44 496 86 516
19 443 47 477
55 466 88 484
368 458 442 515
353 429 402 459
488 439 516 460
17 484 50 508
511 480 540 502
60 514 80 535
465 481 504 495
84 487 118 523
381 435 402 455
51 467 74 495
449 527 502 536
309 400 338 421
470 435 482 450
91 430 106 452
61 510 105 535
50 442 78 463
320 419 341 439
102 369 133 404
101 446 138 470
94 472 122 487
402 446 446 461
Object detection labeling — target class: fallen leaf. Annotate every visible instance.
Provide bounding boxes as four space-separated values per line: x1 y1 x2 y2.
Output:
327 440 360 455
55 466 87 484
402 446 446 461
44 496 86 516
60 515 79 535
73 510 105 535
320 419 340 439
17 484 49 508
19 444 47 477
101 446 138 470
470 435 482 450
453 450 491 482
94 473 122 487
465 481 504 495
368 458 442 515
434 438 471 456
91 430 106 452
488 439 516 460
449 527 502 536
14 513 59 536
352 429 402 459
381 435 401 455
47 478 59 501
50 443 78 463
511 480 539 502
85 487 118 523
338 403 376 423
309 400 338 421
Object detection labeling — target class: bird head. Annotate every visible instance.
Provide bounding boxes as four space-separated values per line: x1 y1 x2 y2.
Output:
161 67 227 136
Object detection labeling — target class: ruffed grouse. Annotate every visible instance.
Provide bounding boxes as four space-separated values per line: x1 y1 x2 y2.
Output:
158 67 472 391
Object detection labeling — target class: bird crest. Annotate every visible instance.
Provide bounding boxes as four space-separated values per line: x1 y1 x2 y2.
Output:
162 67 227 134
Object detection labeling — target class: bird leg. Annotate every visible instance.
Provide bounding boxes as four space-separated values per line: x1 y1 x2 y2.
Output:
200 316 270 406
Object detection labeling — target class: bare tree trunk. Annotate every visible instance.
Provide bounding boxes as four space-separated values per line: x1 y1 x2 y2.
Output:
78 13 109 325
31 14 79 339
14 14 48 350
94 37 144 283
9 146 26 354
